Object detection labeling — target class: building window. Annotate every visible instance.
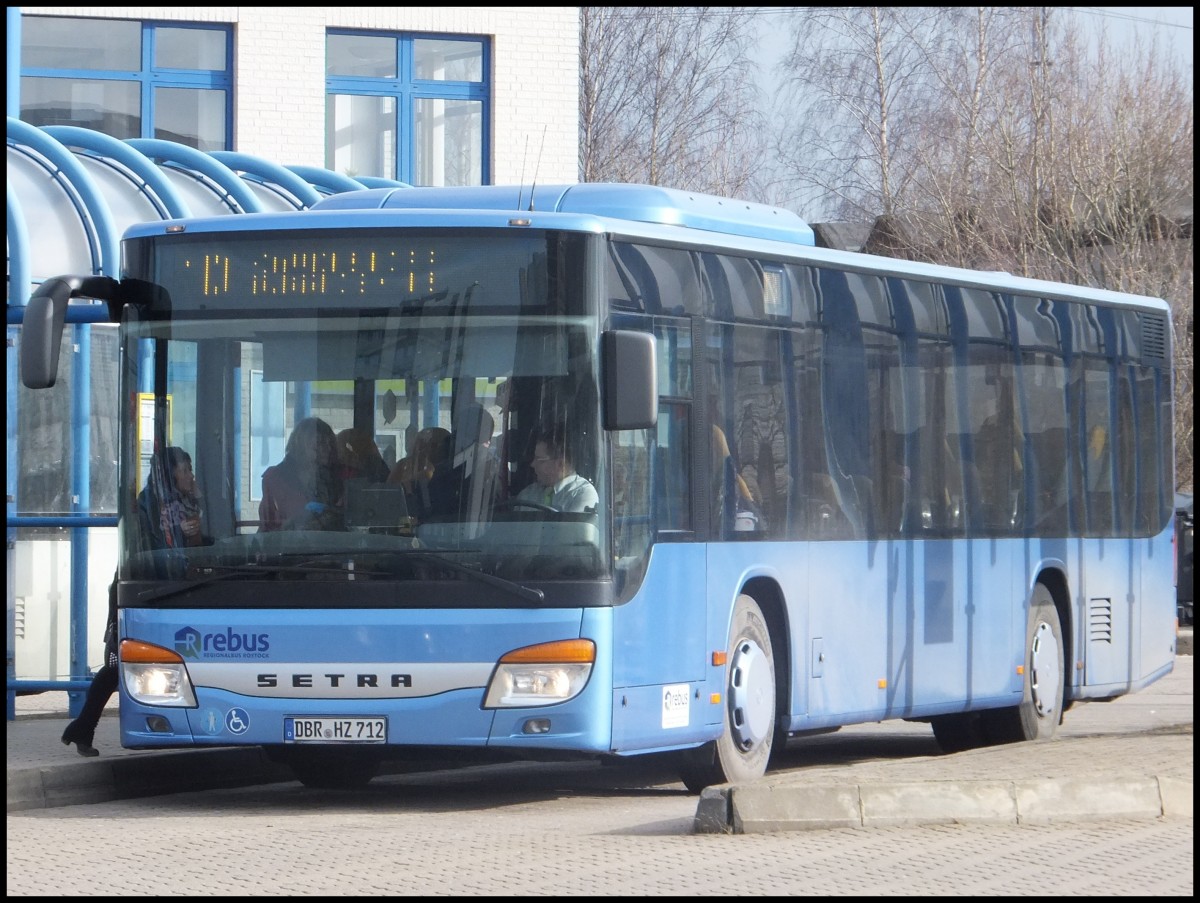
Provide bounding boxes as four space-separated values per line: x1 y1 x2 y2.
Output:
326 31 490 186
19 16 233 151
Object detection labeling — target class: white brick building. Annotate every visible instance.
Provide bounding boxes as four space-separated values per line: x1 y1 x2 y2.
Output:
15 7 581 184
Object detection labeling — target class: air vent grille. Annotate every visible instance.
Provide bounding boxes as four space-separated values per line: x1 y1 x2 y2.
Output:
1141 314 1167 363
1088 597 1113 644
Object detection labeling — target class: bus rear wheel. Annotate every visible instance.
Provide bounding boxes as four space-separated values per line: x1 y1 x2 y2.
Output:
678 594 776 793
983 583 1064 744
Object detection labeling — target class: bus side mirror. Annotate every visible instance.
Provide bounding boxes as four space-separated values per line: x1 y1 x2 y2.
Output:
20 275 120 389
20 277 75 388
602 330 657 431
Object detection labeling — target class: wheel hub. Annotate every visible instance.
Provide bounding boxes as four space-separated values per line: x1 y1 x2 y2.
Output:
728 638 774 751
1029 621 1061 718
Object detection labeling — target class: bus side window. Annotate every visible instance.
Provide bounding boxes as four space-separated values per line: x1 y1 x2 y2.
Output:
654 403 691 532
809 473 854 538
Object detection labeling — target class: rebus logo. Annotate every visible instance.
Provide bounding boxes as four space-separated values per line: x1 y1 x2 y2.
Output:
174 626 270 659
175 627 202 659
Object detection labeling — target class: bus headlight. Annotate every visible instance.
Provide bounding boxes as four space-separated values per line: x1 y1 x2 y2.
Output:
119 639 198 707
483 639 595 708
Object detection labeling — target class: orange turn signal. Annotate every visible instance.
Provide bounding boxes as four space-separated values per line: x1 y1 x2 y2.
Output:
119 639 185 664
498 638 596 664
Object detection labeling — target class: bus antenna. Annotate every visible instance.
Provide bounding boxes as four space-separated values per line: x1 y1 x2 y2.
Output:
528 125 547 212
517 134 530 212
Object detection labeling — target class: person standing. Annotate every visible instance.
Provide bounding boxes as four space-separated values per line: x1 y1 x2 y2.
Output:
64 445 205 756
59 577 118 757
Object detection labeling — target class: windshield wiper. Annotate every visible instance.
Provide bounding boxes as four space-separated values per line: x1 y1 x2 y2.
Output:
134 560 378 606
133 553 544 606
392 551 545 604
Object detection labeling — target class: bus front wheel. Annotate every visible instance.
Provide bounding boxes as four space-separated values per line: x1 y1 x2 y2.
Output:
984 583 1064 744
678 593 776 793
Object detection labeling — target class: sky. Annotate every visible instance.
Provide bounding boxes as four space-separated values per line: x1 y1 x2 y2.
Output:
756 6 1194 74
752 6 1192 216
1080 6 1193 63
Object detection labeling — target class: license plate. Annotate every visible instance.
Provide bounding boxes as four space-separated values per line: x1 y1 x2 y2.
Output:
284 716 387 744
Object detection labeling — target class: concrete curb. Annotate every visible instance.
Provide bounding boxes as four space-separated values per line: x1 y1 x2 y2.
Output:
6 748 292 813
1177 628 1193 656
694 776 1195 834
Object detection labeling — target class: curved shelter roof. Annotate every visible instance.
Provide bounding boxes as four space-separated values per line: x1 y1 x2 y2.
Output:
6 122 408 311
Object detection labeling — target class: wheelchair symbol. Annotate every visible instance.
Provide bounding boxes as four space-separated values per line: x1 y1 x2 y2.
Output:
225 707 250 735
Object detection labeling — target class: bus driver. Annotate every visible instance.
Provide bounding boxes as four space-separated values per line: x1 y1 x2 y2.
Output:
516 427 597 513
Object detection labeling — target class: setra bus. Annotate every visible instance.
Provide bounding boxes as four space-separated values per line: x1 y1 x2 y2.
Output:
19 183 1177 790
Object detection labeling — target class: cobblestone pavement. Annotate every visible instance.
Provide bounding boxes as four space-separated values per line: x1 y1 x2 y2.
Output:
6 651 1191 896
8 643 1192 832
5 772 1192 896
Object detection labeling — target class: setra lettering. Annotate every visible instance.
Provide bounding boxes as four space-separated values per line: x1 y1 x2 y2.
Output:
255 672 413 690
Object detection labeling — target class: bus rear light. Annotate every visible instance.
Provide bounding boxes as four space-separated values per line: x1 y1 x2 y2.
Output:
120 639 197 707
483 639 595 708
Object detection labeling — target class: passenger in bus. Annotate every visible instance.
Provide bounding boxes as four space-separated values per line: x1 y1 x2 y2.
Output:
388 427 451 490
712 423 760 531
425 402 499 520
974 409 1024 528
388 426 451 517
336 427 390 483
259 416 344 531
516 427 598 512
137 446 204 549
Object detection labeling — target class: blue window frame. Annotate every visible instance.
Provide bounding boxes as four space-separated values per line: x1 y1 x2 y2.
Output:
19 15 234 151
326 31 491 186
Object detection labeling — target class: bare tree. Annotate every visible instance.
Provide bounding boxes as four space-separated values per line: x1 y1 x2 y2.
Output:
773 7 1192 489
773 6 956 221
579 7 768 198
911 9 1193 489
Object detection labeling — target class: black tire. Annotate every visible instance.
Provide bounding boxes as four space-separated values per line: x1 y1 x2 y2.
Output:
930 711 989 753
983 583 1064 744
679 594 776 793
286 748 382 789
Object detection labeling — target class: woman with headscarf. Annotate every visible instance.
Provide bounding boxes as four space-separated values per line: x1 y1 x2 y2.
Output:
137 446 203 549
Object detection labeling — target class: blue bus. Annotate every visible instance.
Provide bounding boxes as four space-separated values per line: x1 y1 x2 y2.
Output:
19 183 1177 790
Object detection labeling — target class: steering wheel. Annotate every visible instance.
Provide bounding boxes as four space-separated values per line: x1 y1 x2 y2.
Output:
494 498 557 513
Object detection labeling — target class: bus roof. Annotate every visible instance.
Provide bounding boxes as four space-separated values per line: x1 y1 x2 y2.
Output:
123 183 1168 315
309 183 818 247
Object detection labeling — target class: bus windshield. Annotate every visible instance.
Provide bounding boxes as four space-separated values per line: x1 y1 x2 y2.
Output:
119 241 608 599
